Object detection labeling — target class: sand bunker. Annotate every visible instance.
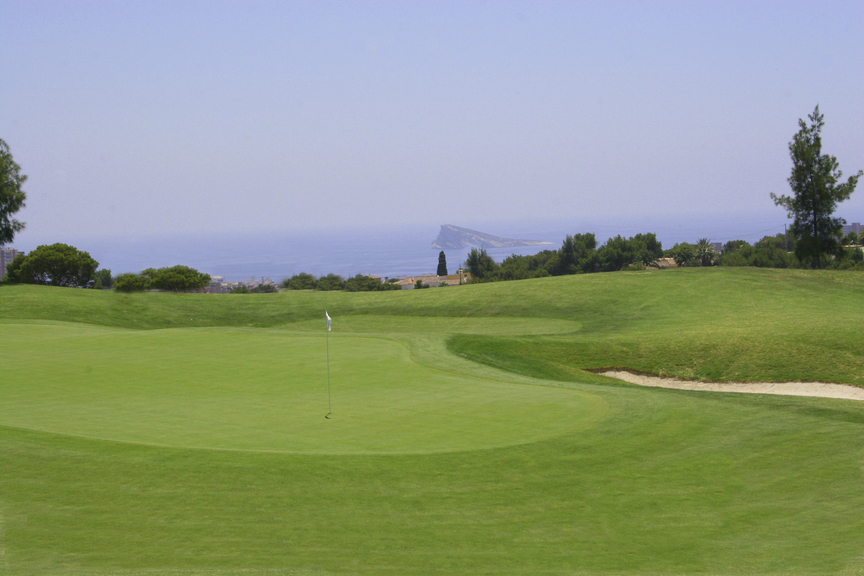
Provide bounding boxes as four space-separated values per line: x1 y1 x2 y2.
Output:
599 370 864 402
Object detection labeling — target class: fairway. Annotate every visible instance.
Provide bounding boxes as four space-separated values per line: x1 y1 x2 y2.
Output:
0 321 606 454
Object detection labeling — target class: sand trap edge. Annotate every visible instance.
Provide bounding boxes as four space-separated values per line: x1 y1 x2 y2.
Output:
595 370 864 402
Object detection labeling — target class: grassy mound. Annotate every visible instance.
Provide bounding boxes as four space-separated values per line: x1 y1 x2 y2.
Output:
2 267 863 575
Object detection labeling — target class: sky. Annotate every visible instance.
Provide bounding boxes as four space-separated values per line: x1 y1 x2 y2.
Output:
2 0 863 251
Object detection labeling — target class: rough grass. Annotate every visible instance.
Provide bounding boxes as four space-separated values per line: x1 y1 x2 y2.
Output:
1 267 864 575
445 268 864 384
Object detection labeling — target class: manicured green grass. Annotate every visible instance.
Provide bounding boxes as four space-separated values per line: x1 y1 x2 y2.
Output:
1 268 863 575
0 322 604 453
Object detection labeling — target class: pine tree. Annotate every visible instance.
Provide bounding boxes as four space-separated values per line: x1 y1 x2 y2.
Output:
771 106 862 268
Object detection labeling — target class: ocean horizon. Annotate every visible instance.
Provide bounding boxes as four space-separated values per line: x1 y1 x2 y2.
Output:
77 224 557 283
10 215 794 283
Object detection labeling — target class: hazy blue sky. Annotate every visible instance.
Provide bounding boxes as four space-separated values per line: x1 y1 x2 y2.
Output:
3 1 863 247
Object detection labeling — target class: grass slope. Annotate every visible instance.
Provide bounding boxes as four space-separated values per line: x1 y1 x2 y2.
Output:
446 268 864 384
1 267 863 575
2 267 863 382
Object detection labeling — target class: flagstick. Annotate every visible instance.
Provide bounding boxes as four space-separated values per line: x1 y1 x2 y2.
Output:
326 312 332 418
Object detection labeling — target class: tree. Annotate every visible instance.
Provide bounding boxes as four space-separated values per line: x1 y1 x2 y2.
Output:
722 240 749 255
666 242 696 267
718 234 800 269
632 233 663 268
0 138 27 246
595 233 662 272
114 266 210 292
596 236 632 271
4 243 98 287
771 106 862 269
344 274 400 292
148 265 210 292
316 273 345 291
694 238 718 267
751 234 798 268
555 233 597 275
464 248 498 281
437 251 448 276
498 254 533 280
93 269 113 289
282 272 317 290
114 273 150 292
841 231 860 246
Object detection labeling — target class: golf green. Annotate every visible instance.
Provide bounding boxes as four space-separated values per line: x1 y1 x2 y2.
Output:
0 321 607 454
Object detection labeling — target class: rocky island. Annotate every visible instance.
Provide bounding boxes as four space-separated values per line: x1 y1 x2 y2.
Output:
431 224 554 250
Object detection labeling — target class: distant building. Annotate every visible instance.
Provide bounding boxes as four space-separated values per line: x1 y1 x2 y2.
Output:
842 222 862 236
241 277 276 289
394 271 472 289
206 276 278 294
443 269 471 285
208 276 236 294
0 247 23 281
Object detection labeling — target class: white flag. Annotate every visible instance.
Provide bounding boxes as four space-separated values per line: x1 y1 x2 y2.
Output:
326 311 331 332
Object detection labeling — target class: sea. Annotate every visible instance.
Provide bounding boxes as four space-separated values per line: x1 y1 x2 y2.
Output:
72 223 559 282
15 215 790 283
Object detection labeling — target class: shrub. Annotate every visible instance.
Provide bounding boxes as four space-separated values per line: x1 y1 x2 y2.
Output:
148 266 210 292
114 266 210 292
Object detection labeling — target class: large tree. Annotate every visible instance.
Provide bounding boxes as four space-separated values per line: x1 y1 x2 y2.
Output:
0 138 27 246
771 106 862 268
5 243 98 287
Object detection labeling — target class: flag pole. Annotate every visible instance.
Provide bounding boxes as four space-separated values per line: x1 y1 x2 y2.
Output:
325 311 332 418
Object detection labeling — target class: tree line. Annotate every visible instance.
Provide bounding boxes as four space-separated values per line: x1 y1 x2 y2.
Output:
716 232 863 270
1 243 213 291
463 232 664 282
464 228 864 283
